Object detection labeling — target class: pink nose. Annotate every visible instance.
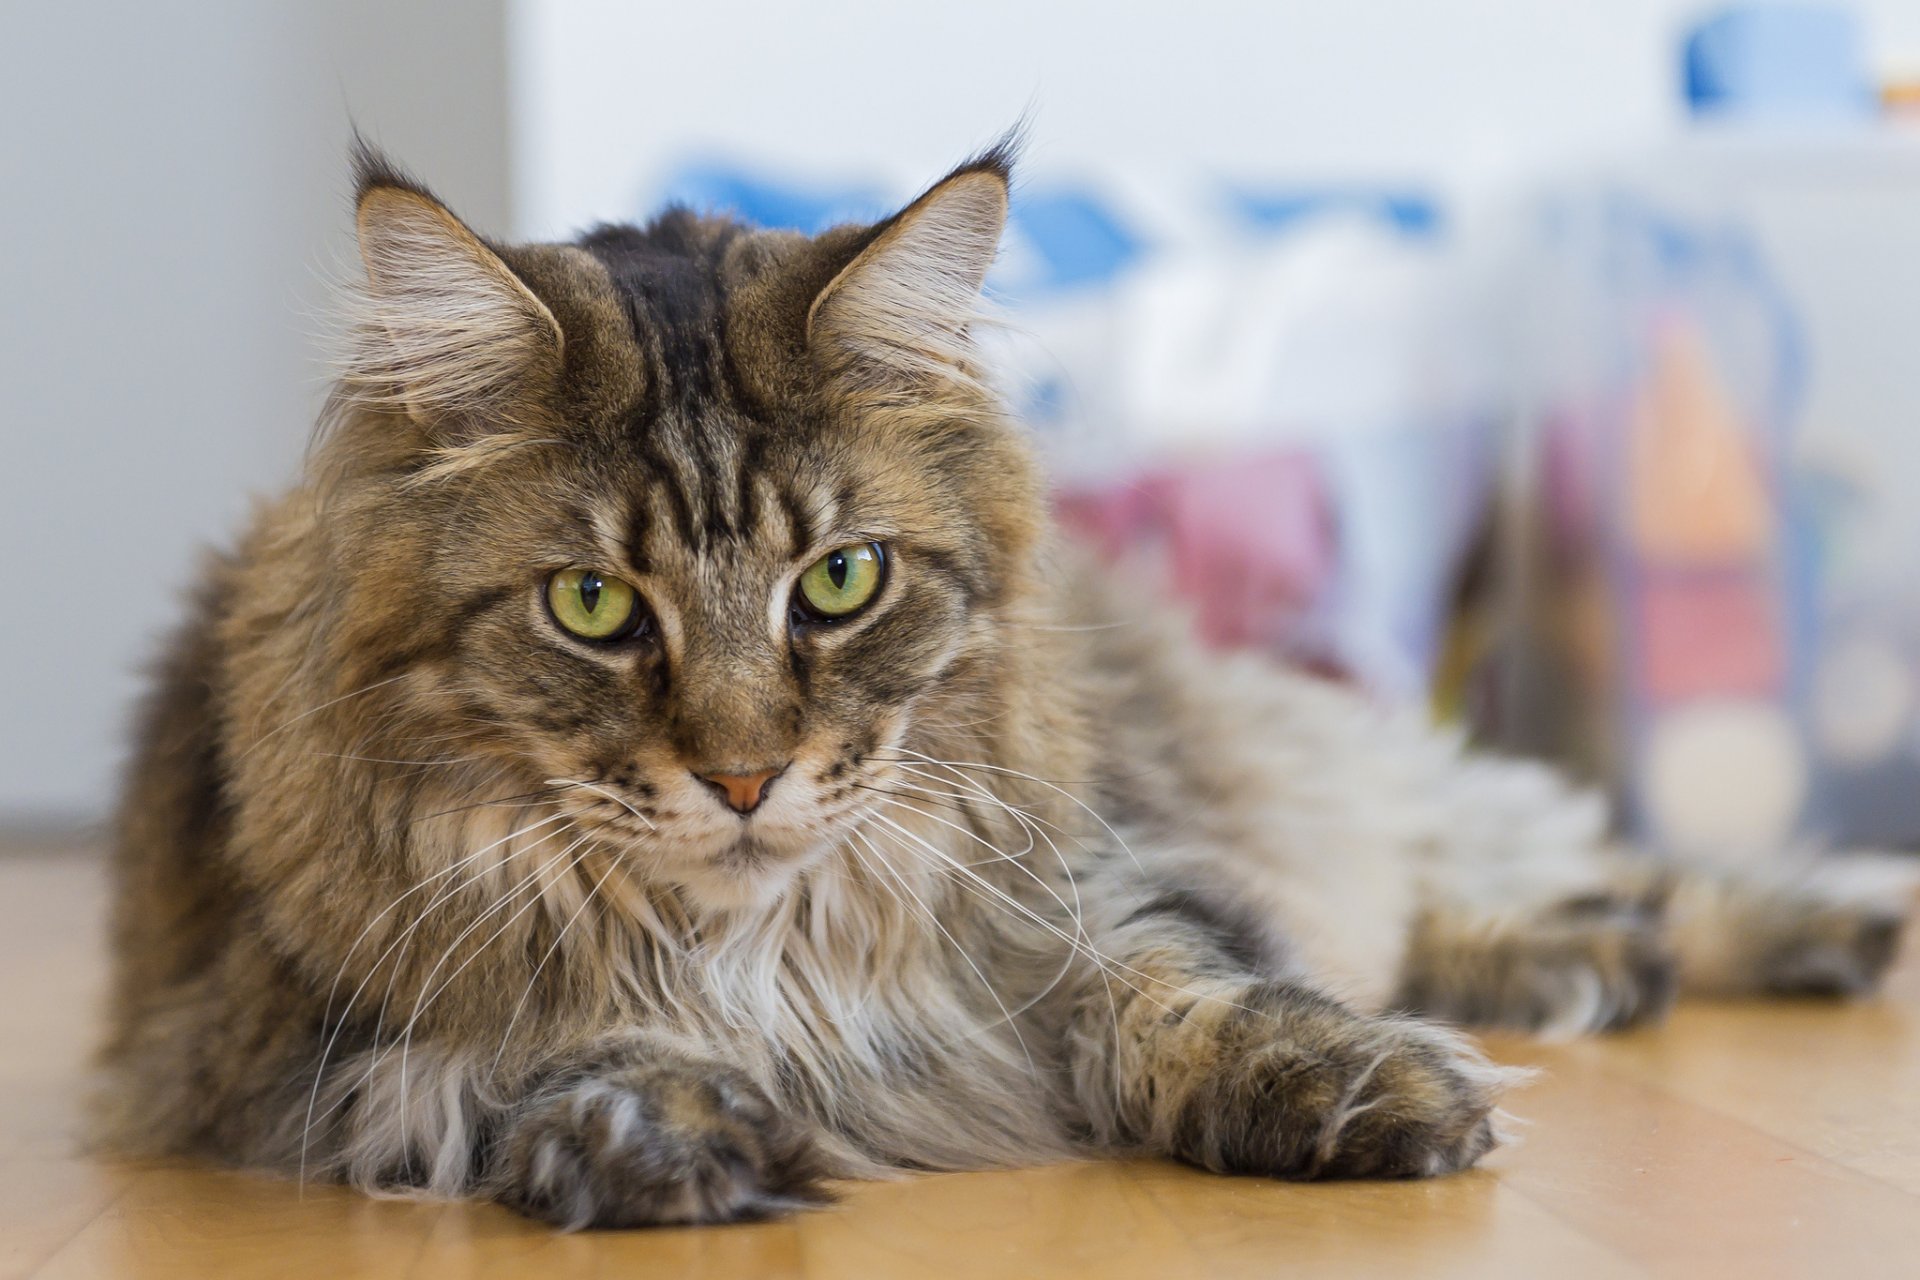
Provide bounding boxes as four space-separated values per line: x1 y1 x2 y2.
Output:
698 767 785 814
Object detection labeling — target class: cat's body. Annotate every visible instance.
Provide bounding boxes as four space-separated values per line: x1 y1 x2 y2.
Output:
97 142 1909 1228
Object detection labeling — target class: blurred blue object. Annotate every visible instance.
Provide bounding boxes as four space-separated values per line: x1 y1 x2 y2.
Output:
1683 4 1873 120
660 161 1145 297
658 163 889 233
1004 189 1144 293
1226 189 1442 240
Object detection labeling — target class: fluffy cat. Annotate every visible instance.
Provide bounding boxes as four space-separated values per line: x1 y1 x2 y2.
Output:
95 139 1910 1228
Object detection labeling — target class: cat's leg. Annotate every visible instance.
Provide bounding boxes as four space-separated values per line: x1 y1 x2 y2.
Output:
1066 893 1516 1180
483 1033 830 1229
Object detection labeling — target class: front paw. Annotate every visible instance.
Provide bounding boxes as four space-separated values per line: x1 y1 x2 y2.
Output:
495 1060 829 1228
1170 990 1515 1180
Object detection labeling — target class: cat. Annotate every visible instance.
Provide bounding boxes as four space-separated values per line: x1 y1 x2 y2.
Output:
95 137 1911 1229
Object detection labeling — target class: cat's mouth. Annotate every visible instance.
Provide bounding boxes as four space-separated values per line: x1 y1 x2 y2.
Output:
711 834 778 872
671 828 829 912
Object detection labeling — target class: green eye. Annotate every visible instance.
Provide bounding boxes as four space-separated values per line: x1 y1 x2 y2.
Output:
796 543 886 620
546 568 643 641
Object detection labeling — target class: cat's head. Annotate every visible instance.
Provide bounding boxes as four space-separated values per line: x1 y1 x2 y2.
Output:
316 140 1048 910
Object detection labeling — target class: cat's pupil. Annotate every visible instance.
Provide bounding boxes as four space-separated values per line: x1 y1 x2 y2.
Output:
579 573 602 613
827 552 848 591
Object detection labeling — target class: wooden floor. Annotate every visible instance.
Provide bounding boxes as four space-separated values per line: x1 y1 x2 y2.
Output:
6 845 1920 1279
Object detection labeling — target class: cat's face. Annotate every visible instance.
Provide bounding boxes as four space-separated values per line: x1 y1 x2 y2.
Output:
324 146 1042 909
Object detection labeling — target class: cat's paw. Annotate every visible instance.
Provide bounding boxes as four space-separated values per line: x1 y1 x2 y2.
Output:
1672 857 1914 999
1757 899 1905 997
1398 897 1678 1036
494 1061 830 1229
1171 992 1515 1181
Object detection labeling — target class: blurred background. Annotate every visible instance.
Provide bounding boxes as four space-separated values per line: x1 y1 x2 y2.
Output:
6 0 1920 863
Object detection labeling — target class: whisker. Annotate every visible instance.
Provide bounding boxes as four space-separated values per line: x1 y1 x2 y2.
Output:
306 750 489 768
241 672 412 758
392 832 599 1148
548 776 657 832
298 806 571 1185
486 849 629 1081
845 831 1039 1077
880 770 1085 848
303 826 589 1152
874 747 1163 789
885 749 1149 875
876 767 1115 952
867 835 1148 1077
854 828 1076 1041
301 815 576 1161
863 812 1260 1029
402 784 570 829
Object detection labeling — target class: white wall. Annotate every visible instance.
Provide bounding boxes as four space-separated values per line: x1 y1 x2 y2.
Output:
0 2 508 825
508 0 1920 241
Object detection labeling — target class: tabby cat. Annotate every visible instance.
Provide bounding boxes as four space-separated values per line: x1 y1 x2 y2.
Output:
96 139 1909 1228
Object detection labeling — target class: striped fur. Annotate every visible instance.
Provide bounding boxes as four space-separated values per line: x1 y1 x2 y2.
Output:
95 141 1914 1229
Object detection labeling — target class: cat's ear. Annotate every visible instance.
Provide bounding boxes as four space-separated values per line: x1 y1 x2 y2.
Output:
807 148 1011 393
348 143 562 426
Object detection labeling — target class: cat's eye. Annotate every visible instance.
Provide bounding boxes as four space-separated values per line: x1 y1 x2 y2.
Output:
546 568 644 641
795 543 886 621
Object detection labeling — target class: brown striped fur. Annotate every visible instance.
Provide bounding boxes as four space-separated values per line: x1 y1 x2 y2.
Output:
96 139 1914 1228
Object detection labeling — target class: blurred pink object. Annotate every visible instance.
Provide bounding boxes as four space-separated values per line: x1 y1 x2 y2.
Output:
1638 571 1783 701
1056 450 1337 653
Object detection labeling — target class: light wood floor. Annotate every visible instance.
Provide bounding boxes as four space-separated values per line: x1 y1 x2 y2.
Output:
6 844 1920 1279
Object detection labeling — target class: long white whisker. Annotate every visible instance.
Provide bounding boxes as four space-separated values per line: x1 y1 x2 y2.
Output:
865 811 1092 959
390 832 597 1150
303 816 578 1152
887 769 1121 1067
883 764 1159 1079
847 830 1038 1077
486 849 628 1080
888 766 1089 849
242 672 411 758
858 825 1078 1036
887 748 1148 875
548 776 657 831
867 800 1089 942
877 770 1107 976
298 806 571 1186
864 811 1254 1028
306 750 489 768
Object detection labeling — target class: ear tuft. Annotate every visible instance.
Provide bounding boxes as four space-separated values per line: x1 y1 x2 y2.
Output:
956 123 1023 190
347 144 561 427
807 152 1012 394
350 133 433 207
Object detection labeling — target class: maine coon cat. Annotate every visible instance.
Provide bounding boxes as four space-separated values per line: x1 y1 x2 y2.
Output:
96 139 1910 1228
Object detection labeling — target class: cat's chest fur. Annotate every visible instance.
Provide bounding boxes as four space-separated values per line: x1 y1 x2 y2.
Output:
401 793 1090 1174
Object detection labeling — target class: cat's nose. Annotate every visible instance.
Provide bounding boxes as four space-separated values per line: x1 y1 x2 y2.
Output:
696 765 787 815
